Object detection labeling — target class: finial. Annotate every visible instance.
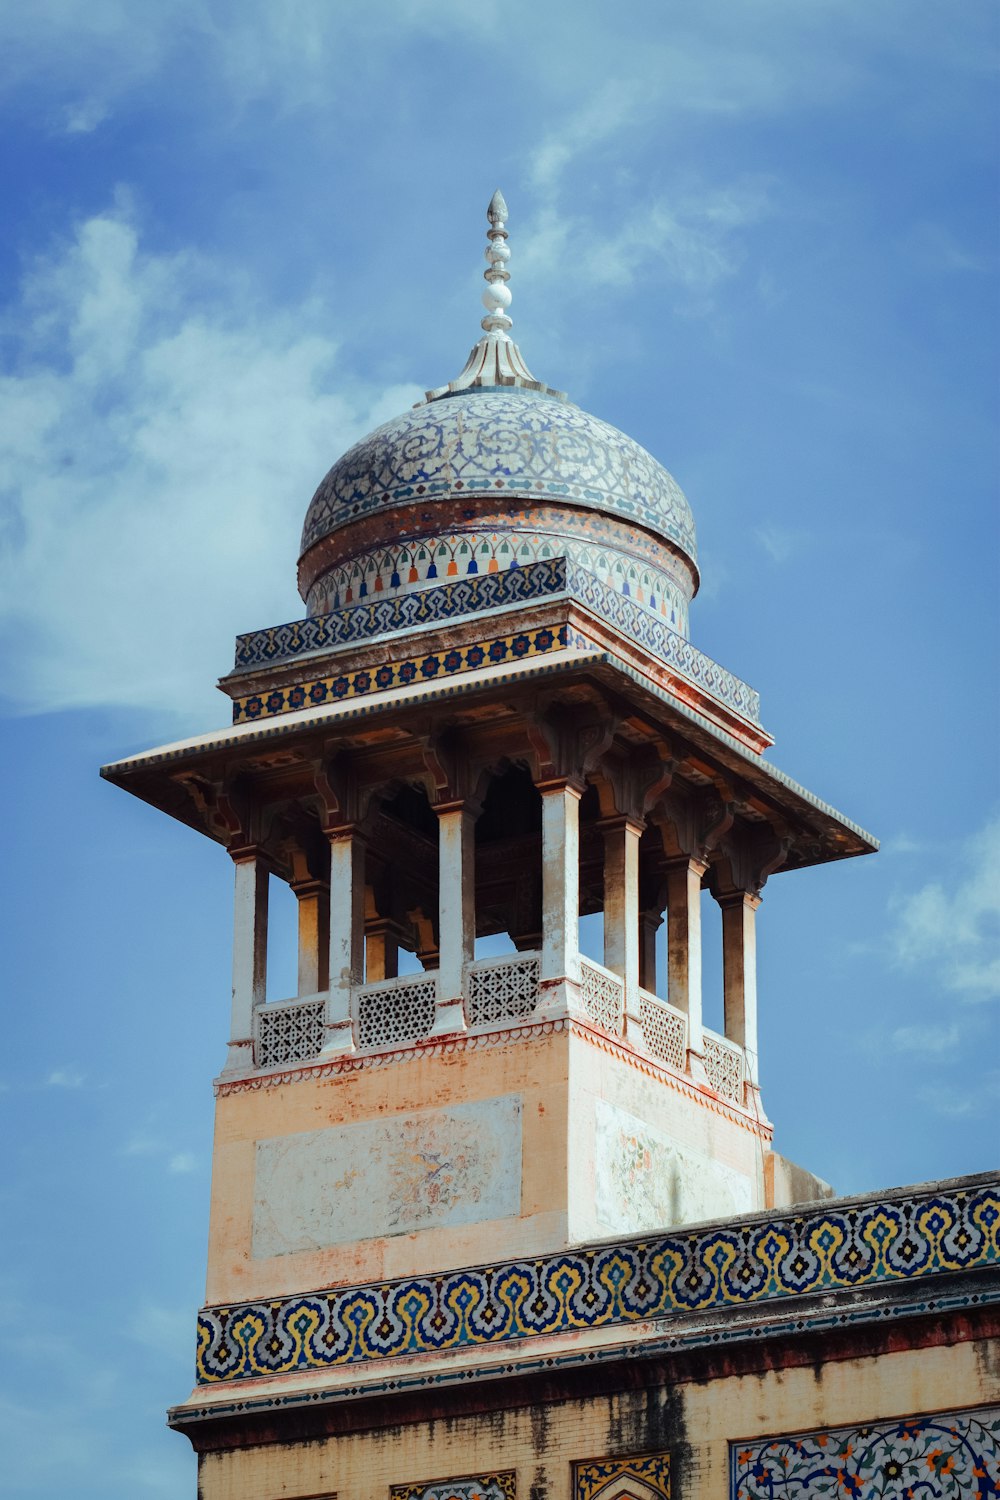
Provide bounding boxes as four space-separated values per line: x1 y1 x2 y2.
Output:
419 190 566 404
481 189 513 337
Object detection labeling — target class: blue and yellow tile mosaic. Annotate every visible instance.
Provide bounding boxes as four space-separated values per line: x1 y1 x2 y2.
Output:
576 1452 670 1499
731 1407 1000 1499
194 1180 998 1384
231 625 571 725
390 1474 516 1500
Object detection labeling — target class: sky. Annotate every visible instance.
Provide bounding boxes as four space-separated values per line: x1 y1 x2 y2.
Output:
0 2 997 1494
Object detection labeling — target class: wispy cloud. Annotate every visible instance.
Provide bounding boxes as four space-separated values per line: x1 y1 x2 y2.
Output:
167 1152 198 1175
46 1067 85 1088
0 203 420 720
521 182 770 316
756 524 800 564
888 813 1000 1001
889 1023 962 1056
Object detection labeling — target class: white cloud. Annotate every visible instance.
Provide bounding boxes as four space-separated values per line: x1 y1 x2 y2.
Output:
167 1152 198 1174
0 203 421 720
520 182 770 316
46 1067 85 1088
60 97 109 134
888 813 1000 1001
756 524 800 564
889 1023 961 1056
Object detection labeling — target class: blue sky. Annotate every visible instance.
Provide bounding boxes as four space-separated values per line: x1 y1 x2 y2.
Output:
0 2 997 1494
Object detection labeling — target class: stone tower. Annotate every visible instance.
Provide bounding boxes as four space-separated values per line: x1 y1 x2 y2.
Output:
103 196 997 1498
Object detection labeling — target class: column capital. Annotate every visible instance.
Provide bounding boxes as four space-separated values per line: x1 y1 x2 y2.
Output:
596 813 647 840
433 796 483 820
714 888 763 913
535 775 586 799
663 851 710 880
323 822 367 846
227 842 272 868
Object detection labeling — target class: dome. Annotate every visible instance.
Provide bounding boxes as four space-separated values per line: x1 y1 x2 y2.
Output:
299 389 697 566
296 192 699 641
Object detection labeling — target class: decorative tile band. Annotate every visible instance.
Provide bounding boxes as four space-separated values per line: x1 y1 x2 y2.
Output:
390 1474 516 1500
233 557 760 725
194 1180 999 1384
568 565 761 724
576 1453 670 1499
231 625 571 724
234 557 568 669
304 532 690 635
731 1407 1000 1498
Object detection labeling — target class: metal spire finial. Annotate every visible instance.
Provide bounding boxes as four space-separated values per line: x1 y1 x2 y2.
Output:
420 190 566 404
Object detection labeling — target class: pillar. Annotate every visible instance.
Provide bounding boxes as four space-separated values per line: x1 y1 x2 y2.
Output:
366 922 399 983
665 855 707 1073
291 878 329 996
639 910 662 996
433 800 477 1035
321 828 364 1054
539 781 582 1001
224 848 268 1072
719 890 761 1090
601 817 643 1044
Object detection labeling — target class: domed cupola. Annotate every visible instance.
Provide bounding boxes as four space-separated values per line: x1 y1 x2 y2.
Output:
298 192 699 638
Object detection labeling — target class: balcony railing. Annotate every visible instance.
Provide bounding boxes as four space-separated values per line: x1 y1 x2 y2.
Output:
703 1027 745 1104
255 994 325 1070
250 962 748 1112
579 956 625 1035
639 990 687 1071
467 952 540 1027
356 972 437 1050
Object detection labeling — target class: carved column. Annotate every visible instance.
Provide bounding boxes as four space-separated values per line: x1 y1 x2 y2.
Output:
433 800 477 1035
225 847 268 1073
600 816 643 1045
664 855 708 1076
539 779 582 1007
321 828 364 1054
719 890 761 1093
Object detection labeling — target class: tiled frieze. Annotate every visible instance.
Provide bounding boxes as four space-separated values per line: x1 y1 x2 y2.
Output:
305 533 690 634
193 1179 999 1384
567 566 761 723
575 1452 670 1499
235 557 568 668
230 624 571 724
231 561 760 726
389 1474 516 1500
731 1406 1000 1498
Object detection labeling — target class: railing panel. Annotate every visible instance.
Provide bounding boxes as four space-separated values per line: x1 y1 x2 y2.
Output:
579 956 624 1035
639 990 687 1071
356 973 436 1051
703 1027 745 1104
467 952 540 1027
255 996 324 1069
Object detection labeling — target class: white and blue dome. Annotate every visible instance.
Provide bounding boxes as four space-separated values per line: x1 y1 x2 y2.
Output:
296 193 699 639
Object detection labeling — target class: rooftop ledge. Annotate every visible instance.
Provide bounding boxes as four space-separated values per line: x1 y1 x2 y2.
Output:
102 649 878 862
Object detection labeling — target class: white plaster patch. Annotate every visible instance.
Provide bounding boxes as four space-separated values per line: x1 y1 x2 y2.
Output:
594 1098 753 1233
252 1094 522 1258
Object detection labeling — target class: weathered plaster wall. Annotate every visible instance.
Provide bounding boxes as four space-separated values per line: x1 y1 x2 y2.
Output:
206 1026 767 1306
567 1030 763 1243
194 1337 999 1499
206 1033 571 1304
